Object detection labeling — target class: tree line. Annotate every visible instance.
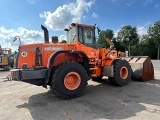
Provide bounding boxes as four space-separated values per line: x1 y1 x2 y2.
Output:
98 20 160 59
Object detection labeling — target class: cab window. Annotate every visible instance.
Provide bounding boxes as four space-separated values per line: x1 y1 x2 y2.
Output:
78 26 83 43
84 28 93 44
78 26 95 48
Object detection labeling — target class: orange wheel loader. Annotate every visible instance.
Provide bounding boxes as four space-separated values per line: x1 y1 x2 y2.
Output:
10 23 154 99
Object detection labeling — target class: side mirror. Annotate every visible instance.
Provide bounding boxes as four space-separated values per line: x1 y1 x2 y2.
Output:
13 37 17 42
13 36 21 45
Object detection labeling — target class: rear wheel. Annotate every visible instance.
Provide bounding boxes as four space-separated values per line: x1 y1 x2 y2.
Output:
109 59 131 86
52 62 88 99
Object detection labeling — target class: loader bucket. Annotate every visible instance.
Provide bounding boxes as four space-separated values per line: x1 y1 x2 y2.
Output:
123 56 154 81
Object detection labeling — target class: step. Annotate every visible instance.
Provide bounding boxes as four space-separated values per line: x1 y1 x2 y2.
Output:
90 68 97 70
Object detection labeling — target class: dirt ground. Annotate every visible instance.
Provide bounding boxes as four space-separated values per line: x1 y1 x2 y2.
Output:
0 60 160 120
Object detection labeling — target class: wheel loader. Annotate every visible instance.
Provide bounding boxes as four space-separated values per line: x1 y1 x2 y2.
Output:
10 23 154 99
0 46 14 70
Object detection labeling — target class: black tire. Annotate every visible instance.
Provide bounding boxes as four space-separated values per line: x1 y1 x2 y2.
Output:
108 77 115 85
52 62 88 99
131 69 143 81
48 68 56 87
109 59 131 86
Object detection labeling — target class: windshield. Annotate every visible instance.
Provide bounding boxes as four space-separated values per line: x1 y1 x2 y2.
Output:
66 27 77 43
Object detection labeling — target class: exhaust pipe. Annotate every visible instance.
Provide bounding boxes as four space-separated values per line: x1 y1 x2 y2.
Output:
41 25 49 43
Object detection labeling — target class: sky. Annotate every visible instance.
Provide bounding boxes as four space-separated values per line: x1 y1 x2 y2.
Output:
0 0 160 52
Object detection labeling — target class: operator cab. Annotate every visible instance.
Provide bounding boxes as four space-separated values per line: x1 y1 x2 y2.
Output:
65 23 96 48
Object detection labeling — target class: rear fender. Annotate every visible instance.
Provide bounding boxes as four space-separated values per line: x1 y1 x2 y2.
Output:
46 50 90 84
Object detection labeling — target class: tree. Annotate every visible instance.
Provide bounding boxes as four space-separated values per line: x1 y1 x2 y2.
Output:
117 25 139 56
147 20 160 59
138 35 157 59
112 38 125 52
97 29 125 52
98 29 114 48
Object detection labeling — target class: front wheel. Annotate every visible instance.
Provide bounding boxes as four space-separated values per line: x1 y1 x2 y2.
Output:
52 62 88 99
109 59 131 86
